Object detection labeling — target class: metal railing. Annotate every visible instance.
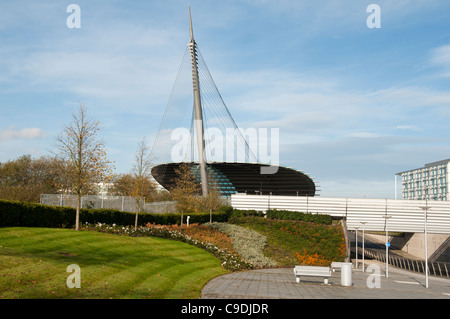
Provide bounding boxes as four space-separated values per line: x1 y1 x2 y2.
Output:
361 247 450 278
39 194 177 214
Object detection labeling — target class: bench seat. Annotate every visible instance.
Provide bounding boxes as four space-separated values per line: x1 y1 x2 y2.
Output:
293 265 331 284
331 262 353 272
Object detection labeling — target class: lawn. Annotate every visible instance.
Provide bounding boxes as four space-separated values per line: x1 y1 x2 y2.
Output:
0 215 347 299
0 227 228 299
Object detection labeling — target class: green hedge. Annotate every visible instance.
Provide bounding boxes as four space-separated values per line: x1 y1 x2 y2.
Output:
230 209 265 218
0 200 332 228
266 209 332 225
0 199 230 228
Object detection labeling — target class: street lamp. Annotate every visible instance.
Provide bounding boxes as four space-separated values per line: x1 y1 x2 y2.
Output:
354 227 359 269
384 215 392 278
360 222 367 272
419 203 430 289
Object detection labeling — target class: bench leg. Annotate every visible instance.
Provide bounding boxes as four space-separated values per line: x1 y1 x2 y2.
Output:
296 277 300 283
324 278 328 284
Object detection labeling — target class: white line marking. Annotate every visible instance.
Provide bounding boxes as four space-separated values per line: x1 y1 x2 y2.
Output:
394 280 420 285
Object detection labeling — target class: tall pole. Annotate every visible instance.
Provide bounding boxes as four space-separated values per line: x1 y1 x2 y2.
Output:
355 227 359 269
424 208 428 288
419 202 430 288
361 222 367 272
394 174 397 200
188 6 208 197
384 215 392 278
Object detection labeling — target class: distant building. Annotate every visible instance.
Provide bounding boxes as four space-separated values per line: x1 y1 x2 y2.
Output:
97 182 114 198
396 159 450 200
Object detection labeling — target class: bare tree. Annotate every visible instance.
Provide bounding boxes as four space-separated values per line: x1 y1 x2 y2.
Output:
54 104 114 230
132 137 154 230
202 176 223 223
170 162 200 227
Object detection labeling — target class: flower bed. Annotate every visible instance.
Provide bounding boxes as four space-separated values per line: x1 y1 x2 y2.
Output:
81 222 253 271
207 222 278 268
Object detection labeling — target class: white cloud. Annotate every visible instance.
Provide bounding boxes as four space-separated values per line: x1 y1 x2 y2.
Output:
1 21 187 110
430 44 450 77
348 132 380 138
0 128 47 141
431 45 450 66
395 125 422 131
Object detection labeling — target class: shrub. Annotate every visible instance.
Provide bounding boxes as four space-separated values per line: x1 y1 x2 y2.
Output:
266 209 332 225
0 199 230 228
208 222 278 268
295 249 331 266
229 216 346 266
230 209 265 218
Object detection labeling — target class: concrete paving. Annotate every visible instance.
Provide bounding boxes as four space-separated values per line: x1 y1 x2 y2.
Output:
201 260 450 299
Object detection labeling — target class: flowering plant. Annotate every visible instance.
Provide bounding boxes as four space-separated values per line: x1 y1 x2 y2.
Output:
81 222 253 271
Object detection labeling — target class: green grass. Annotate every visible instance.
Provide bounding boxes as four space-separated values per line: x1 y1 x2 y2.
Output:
0 227 228 299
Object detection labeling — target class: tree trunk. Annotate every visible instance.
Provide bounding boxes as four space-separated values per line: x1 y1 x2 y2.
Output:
76 194 81 231
135 211 139 231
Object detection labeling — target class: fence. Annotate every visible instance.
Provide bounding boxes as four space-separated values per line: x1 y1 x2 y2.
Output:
361 246 450 278
40 194 177 214
231 194 450 234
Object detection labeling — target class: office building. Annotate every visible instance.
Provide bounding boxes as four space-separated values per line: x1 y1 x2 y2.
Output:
396 159 450 200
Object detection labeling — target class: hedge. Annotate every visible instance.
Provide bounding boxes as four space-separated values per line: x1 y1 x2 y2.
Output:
0 200 332 228
0 199 230 228
229 209 265 218
266 209 332 225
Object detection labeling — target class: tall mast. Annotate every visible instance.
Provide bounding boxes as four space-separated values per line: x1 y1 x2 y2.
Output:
188 6 208 196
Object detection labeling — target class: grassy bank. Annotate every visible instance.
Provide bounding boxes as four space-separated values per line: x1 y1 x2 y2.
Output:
229 216 346 267
0 227 228 299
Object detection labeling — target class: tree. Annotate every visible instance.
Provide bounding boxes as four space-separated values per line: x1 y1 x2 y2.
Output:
0 155 65 202
110 173 135 196
132 137 155 230
170 163 200 226
201 176 223 223
54 104 114 230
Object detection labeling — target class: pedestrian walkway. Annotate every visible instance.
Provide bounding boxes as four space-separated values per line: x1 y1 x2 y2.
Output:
201 260 450 299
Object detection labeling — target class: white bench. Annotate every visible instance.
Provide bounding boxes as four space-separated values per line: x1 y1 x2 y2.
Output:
293 266 331 284
331 262 353 272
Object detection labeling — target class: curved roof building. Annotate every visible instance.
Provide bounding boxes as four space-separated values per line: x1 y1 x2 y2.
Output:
152 162 316 197
151 8 317 198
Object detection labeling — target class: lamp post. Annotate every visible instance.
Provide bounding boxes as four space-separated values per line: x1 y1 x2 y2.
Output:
354 227 359 269
360 222 367 272
419 203 430 288
384 215 392 278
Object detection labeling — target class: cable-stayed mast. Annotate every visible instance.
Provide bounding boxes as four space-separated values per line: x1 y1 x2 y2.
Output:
188 6 208 196
150 7 318 199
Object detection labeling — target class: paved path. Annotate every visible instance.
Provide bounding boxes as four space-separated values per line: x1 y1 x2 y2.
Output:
201 260 450 299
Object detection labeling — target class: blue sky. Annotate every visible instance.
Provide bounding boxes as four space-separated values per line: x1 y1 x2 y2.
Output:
1 0 450 199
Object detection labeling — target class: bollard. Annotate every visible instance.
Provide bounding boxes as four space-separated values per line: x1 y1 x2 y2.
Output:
341 262 352 287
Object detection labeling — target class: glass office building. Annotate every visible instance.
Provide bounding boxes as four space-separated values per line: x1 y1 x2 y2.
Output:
396 159 450 201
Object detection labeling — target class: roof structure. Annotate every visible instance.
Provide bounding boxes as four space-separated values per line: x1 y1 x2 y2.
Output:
396 158 450 175
150 8 318 197
151 162 316 197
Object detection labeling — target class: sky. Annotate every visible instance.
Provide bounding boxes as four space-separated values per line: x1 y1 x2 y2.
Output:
1 0 450 199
